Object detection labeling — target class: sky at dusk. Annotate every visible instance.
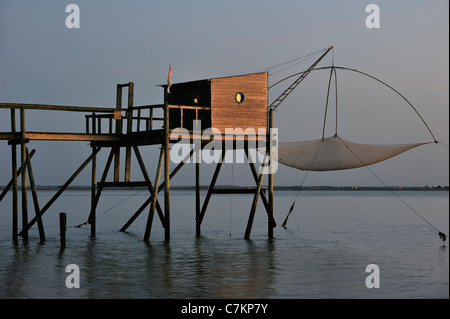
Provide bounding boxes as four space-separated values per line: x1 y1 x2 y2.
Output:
0 0 448 187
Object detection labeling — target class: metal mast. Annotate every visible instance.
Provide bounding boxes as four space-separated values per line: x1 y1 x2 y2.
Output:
269 46 333 111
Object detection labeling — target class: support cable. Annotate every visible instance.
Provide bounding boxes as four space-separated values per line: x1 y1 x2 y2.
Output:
282 143 321 228
322 67 334 139
281 170 310 228
74 189 144 228
334 66 338 137
337 135 447 242
229 161 234 237
259 48 329 76
270 66 438 143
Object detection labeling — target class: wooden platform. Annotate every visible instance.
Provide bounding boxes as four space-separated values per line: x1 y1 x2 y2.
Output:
0 77 275 244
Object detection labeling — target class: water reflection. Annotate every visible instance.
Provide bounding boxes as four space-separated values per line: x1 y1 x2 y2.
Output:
48 234 279 298
0 190 447 299
2 242 33 298
142 237 277 298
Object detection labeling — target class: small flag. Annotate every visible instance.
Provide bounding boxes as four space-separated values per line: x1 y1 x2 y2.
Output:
166 64 172 94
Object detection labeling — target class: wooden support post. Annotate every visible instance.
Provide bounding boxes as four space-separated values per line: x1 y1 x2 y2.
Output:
120 197 152 232
19 147 101 236
144 147 164 242
59 212 66 249
90 147 97 238
133 145 165 224
125 82 134 182
157 148 195 193
1 149 36 202
11 108 18 242
246 149 276 228
164 102 170 243
114 85 122 182
26 148 45 242
244 152 268 240
198 150 226 226
120 147 194 232
20 107 28 242
195 159 201 237
194 120 201 237
87 148 114 225
268 108 274 239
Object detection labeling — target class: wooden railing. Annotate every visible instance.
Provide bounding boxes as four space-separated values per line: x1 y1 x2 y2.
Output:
84 104 165 135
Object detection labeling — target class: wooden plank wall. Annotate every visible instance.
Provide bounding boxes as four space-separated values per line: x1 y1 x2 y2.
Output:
210 72 267 133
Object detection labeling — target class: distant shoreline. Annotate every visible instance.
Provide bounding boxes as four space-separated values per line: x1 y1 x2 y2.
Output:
1 185 448 191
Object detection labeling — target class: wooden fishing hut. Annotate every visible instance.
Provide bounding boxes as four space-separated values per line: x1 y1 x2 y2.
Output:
0 71 276 243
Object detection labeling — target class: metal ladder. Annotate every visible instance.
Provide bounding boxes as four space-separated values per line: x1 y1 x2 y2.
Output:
269 46 333 111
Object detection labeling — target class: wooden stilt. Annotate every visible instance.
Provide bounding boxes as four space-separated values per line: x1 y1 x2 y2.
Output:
144 147 164 242
59 212 66 249
0 149 36 202
19 147 101 236
20 107 28 242
90 147 97 238
246 151 276 228
157 148 195 193
120 197 151 232
244 152 268 240
164 102 170 243
268 108 274 239
25 147 45 242
195 159 201 237
133 145 165 224
11 146 18 242
11 108 18 242
194 121 201 237
198 150 226 226
120 148 194 232
125 82 134 182
3 147 40 242
87 148 114 225
114 85 122 183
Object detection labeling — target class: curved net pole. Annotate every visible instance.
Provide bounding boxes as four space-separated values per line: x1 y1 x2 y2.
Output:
269 66 438 143
332 66 437 143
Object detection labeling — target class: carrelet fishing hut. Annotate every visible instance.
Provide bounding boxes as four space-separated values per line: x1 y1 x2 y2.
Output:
0 46 447 244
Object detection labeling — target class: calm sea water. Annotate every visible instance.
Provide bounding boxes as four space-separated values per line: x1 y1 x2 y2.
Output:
0 189 448 299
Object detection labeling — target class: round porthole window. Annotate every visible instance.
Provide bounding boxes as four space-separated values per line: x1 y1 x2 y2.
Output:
235 92 245 104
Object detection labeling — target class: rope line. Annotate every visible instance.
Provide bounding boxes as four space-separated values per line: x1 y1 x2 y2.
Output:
438 141 449 148
282 142 322 228
73 188 144 228
336 135 447 242
281 170 310 228
229 162 234 237
269 66 438 144
259 48 329 76
97 189 144 219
